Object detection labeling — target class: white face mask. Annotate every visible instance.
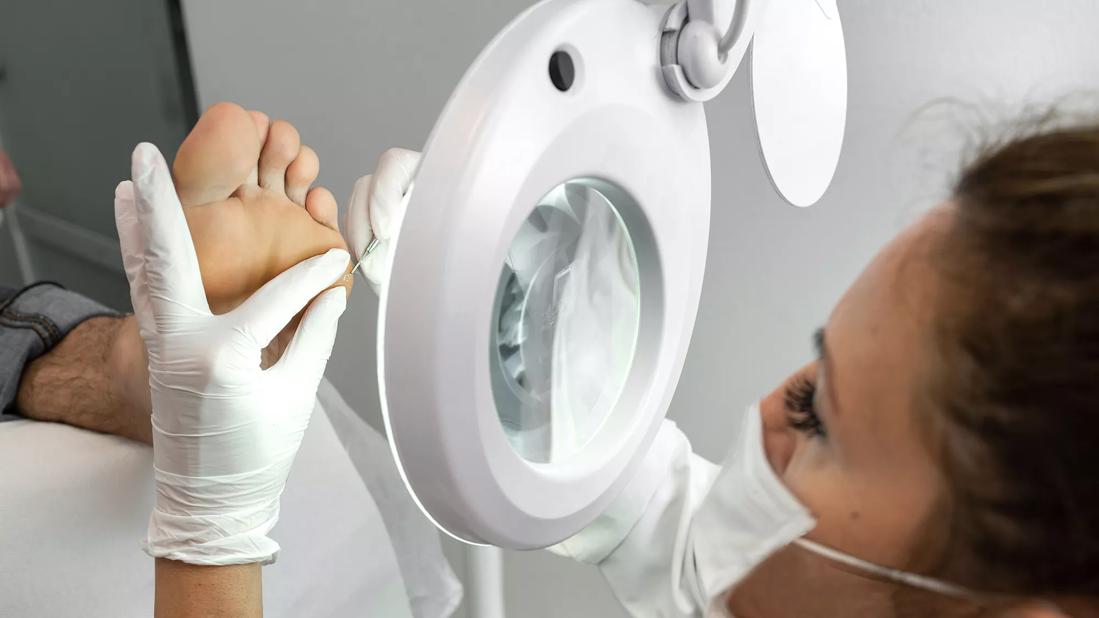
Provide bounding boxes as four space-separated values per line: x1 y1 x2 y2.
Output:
690 403 981 617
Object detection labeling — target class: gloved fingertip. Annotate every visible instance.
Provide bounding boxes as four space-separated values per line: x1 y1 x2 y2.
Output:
394 149 422 177
314 248 352 289
318 286 348 316
350 173 372 199
114 180 134 201
346 175 374 253
370 216 391 244
355 228 375 258
324 247 351 269
131 142 164 177
132 142 156 158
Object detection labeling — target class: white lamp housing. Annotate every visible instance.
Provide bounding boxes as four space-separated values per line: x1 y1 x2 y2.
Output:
379 0 711 548
378 0 847 549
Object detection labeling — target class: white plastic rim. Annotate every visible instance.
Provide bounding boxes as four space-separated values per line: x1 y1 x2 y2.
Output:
750 0 847 208
379 0 711 548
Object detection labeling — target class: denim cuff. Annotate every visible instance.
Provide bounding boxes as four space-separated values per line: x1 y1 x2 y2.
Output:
0 282 120 416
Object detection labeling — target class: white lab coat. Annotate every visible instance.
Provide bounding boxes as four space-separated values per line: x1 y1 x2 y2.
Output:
553 420 721 616
553 409 809 618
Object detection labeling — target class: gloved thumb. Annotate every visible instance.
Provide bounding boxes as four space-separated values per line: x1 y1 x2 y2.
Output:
367 148 420 240
345 148 421 257
346 173 375 260
269 287 347 384
130 142 211 316
232 248 350 348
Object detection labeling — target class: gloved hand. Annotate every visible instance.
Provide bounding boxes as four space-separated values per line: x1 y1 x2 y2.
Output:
115 143 350 566
345 148 420 294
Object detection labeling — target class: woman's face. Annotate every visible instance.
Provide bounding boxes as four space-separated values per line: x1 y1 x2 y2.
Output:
727 209 962 616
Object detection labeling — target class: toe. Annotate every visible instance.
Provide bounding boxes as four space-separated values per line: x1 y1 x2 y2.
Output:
173 102 261 207
305 186 340 232
285 145 319 207
258 120 300 195
244 111 271 186
248 110 270 139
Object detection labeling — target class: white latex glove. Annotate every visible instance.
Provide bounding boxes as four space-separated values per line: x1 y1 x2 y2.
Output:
345 148 420 294
115 143 350 566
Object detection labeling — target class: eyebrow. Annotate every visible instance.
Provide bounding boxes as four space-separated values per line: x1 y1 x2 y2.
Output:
813 327 842 418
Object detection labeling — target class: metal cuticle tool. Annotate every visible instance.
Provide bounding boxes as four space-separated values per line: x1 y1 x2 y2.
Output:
349 237 380 276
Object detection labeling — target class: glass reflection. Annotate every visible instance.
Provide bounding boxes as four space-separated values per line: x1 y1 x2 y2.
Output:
490 180 640 463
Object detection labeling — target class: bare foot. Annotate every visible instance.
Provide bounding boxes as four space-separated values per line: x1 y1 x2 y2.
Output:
173 102 349 314
14 105 349 444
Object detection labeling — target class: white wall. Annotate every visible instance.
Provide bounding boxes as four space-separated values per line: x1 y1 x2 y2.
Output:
180 1 1099 616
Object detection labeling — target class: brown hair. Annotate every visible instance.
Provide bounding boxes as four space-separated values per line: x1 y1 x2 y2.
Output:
928 120 1099 601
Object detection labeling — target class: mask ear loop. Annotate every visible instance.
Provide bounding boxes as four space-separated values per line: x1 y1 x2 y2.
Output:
791 538 985 604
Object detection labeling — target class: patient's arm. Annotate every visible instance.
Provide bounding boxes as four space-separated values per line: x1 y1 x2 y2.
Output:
155 560 261 618
17 316 152 443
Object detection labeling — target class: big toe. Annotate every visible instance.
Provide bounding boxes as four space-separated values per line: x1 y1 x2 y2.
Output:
173 102 262 207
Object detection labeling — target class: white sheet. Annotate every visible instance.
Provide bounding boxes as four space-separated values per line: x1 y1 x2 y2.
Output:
318 380 463 618
0 379 451 617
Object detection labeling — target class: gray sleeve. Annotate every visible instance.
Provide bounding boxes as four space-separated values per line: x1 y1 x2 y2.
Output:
0 282 120 417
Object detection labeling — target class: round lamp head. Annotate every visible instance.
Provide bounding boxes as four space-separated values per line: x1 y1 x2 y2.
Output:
379 0 712 548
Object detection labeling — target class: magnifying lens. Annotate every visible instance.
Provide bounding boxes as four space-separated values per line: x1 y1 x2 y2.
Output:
378 0 847 548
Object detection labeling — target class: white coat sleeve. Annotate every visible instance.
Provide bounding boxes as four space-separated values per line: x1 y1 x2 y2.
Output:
549 420 719 617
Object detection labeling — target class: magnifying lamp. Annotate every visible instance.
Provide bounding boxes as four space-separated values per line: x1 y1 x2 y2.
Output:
378 0 847 548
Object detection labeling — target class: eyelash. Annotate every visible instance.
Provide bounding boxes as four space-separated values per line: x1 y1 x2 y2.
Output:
784 376 828 439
